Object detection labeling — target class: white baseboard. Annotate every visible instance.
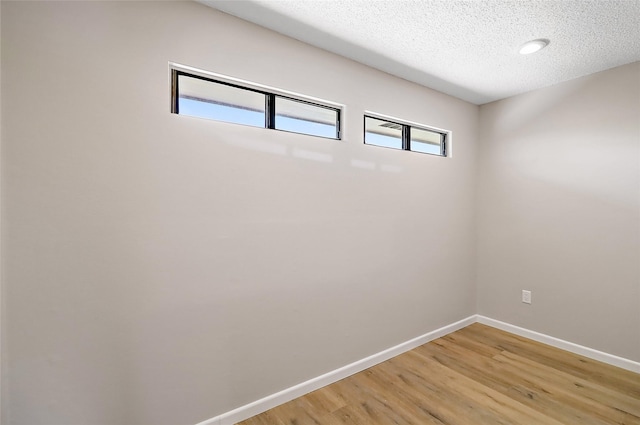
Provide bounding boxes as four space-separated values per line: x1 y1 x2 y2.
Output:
196 314 640 425
195 315 477 425
477 315 640 374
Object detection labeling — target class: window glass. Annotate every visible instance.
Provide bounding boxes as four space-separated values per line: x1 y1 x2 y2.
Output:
177 74 265 128
275 97 339 139
364 114 447 156
410 127 443 155
365 117 403 150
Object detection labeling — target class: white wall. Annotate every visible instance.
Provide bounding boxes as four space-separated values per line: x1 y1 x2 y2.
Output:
0 0 3 421
1 2 478 424
477 62 640 362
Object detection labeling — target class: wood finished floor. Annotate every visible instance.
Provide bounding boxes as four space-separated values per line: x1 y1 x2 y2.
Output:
238 323 640 425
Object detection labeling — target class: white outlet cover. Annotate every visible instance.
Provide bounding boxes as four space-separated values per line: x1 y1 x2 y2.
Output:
522 290 532 304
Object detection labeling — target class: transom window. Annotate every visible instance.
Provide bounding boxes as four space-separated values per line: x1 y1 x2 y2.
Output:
172 70 341 140
364 115 447 156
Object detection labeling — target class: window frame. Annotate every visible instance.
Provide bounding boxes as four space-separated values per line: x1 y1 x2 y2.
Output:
364 113 449 157
171 67 342 140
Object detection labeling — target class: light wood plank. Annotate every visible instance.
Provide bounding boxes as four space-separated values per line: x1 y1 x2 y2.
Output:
238 323 640 425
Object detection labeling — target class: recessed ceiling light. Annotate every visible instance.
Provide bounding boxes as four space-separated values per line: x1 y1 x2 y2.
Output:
519 39 550 55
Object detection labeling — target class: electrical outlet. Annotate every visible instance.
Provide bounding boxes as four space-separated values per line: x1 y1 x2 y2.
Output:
522 290 532 304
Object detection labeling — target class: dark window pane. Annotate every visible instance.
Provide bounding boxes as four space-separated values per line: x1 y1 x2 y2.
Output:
275 97 339 139
177 75 265 128
365 117 402 149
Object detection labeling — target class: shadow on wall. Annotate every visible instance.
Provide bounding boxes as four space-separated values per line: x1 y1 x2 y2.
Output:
481 75 639 209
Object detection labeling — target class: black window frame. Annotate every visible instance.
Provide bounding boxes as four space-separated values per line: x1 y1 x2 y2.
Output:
364 114 448 157
172 69 342 140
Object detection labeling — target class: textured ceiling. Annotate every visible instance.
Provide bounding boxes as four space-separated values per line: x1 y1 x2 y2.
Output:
201 0 640 105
